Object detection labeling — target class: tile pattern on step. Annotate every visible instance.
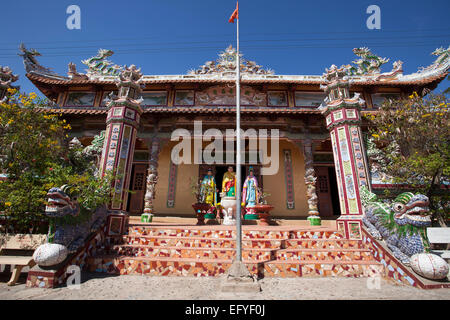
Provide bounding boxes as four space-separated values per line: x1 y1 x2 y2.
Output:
87 224 382 278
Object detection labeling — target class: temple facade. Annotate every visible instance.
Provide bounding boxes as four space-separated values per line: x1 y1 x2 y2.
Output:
19 44 449 239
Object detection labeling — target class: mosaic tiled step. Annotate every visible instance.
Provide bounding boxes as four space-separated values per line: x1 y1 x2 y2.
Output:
109 244 275 261
260 260 383 278
284 239 365 249
87 255 383 278
275 248 375 261
122 235 284 249
108 245 373 262
127 224 344 240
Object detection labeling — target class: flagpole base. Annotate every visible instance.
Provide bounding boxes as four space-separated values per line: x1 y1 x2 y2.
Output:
221 260 261 293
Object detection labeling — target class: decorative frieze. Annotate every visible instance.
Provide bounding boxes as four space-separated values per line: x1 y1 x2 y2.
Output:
166 160 178 208
283 149 295 209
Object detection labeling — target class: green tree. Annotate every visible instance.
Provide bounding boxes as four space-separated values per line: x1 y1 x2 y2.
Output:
0 88 112 233
365 92 449 226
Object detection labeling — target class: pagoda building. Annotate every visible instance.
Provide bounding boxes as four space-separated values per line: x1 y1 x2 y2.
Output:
21 44 449 238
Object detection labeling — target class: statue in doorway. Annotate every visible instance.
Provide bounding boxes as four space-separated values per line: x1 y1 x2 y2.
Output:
221 166 236 197
200 168 217 207
242 167 259 214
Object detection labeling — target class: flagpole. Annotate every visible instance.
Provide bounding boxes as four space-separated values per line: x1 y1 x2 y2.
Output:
235 14 242 263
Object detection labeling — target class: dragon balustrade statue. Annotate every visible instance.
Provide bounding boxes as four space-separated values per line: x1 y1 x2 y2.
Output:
32 185 107 267
361 186 431 266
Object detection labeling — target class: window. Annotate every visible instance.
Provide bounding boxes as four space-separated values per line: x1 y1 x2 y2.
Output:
267 91 288 107
65 92 96 106
294 92 327 107
174 90 195 106
371 93 400 108
142 91 167 106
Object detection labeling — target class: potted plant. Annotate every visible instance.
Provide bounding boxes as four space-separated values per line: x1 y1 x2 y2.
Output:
253 188 274 226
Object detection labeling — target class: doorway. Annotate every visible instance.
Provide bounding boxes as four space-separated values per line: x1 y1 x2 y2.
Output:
315 166 341 217
127 163 148 215
199 165 261 203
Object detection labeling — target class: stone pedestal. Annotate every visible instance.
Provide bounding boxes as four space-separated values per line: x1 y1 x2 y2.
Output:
221 197 237 226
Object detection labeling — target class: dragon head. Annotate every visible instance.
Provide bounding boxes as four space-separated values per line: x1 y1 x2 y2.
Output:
45 185 80 218
392 192 431 227
98 49 114 58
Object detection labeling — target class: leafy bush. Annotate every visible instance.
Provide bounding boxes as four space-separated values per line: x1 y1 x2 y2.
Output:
364 92 449 226
0 89 113 233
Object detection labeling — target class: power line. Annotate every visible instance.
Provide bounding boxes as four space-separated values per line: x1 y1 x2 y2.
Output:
2 27 449 47
1 34 449 51
0 41 446 58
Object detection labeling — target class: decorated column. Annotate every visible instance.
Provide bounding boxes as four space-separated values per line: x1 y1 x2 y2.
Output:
302 139 321 226
319 65 370 240
141 137 162 222
99 65 143 226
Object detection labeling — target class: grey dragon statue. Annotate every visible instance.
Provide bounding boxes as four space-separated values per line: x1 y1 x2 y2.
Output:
361 186 431 266
18 43 54 74
33 186 107 267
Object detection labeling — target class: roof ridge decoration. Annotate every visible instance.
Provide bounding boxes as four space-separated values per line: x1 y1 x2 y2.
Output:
188 45 274 76
0 66 19 102
418 46 450 73
346 47 390 76
81 49 123 76
19 43 56 75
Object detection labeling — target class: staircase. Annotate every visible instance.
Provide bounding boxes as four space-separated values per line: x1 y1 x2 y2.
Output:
87 222 383 278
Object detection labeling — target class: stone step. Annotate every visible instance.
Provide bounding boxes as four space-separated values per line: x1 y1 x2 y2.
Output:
285 239 364 249
87 255 383 278
107 244 373 261
127 224 344 240
118 235 364 250
121 235 284 249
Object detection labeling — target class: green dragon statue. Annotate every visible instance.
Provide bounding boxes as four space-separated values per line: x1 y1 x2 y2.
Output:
81 49 122 76
347 47 389 76
361 186 431 266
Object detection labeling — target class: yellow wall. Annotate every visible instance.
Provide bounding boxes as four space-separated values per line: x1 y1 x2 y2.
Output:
261 139 308 217
153 139 308 217
154 141 198 215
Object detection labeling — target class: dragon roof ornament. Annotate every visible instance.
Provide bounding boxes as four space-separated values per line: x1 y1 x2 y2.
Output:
418 46 450 73
19 43 56 75
0 66 19 101
346 47 390 76
82 49 123 76
188 45 274 76
0 66 19 89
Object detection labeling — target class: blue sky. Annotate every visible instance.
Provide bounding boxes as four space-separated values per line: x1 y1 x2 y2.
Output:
1 0 449 94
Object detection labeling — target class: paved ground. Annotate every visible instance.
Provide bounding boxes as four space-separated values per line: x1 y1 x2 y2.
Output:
0 273 449 300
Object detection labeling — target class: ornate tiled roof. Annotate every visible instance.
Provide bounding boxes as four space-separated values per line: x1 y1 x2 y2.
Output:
23 45 449 87
36 106 326 115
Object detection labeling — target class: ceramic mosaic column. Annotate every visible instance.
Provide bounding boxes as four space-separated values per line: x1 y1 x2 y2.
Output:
302 139 321 226
320 65 370 240
99 65 143 216
141 137 162 222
